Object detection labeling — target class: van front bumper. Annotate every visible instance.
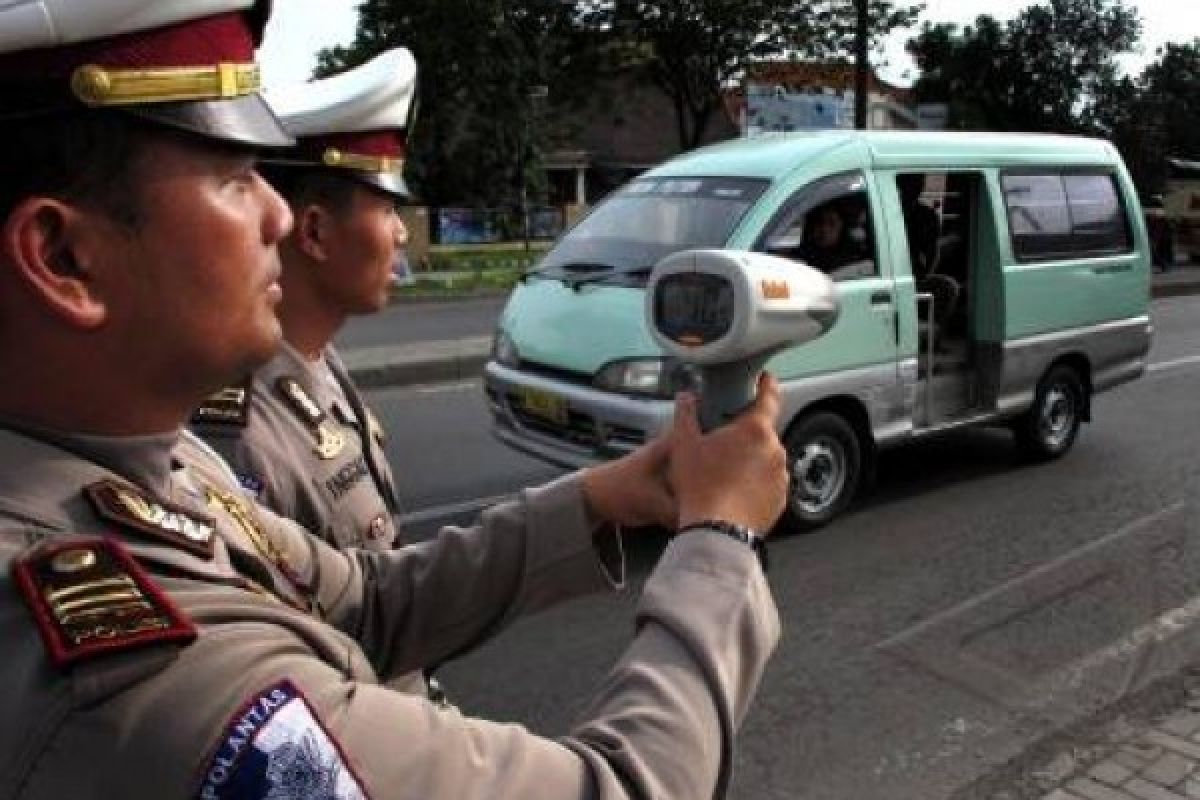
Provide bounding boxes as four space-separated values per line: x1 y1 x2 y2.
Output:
483 361 673 469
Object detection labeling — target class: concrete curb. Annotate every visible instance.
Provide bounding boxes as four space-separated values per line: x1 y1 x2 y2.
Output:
344 335 492 389
348 279 1200 390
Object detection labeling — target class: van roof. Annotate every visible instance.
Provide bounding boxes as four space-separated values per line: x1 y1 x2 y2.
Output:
643 130 1118 180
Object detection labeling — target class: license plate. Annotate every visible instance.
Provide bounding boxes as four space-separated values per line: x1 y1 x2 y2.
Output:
517 387 569 426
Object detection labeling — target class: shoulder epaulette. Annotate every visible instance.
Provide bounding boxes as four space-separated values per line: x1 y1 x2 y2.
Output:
191 381 252 427
11 537 197 669
84 480 216 559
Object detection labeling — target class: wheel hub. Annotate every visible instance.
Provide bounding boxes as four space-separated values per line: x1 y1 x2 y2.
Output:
1039 386 1075 449
791 436 846 516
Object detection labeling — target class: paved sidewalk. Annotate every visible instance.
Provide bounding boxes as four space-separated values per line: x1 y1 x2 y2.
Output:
344 266 1200 390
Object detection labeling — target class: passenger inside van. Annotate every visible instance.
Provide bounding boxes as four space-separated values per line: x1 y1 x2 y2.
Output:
794 200 873 280
899 173 960 340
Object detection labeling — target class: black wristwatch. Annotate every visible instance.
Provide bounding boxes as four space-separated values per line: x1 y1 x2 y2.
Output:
676 519 768 572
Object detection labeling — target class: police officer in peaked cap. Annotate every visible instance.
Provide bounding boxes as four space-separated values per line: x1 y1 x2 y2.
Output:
0 2 791 798
192 48 419 559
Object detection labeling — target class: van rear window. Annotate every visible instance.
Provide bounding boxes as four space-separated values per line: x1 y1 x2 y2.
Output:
1002 172 1131 261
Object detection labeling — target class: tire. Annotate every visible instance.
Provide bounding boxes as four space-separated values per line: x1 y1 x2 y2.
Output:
779 411 862 533
1014 364 1085 461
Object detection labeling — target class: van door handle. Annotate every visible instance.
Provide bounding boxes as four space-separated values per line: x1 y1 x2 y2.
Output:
870 290 893 306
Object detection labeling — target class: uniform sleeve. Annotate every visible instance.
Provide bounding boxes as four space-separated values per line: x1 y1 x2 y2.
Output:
283 472 622 678
39 531 777 800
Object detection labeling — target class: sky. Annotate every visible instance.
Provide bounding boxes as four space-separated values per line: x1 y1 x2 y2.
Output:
259 0 1200 90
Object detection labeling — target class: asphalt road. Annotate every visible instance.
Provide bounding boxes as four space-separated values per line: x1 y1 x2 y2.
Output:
365 295 1200 799
334 295 507 351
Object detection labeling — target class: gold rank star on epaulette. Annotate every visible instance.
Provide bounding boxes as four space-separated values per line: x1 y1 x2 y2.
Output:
12 538 197 669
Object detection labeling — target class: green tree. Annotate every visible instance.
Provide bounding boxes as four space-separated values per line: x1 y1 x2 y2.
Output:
318 0 600 210
908 0 1141 132
599 0 922 151
1087 39 1200 195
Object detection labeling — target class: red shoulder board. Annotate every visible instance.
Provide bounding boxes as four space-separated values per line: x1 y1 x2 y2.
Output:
11 537 197 670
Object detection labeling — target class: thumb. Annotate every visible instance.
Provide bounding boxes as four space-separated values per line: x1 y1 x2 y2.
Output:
672 391 702 443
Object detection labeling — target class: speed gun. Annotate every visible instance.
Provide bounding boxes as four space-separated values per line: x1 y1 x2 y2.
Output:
645 250 840 430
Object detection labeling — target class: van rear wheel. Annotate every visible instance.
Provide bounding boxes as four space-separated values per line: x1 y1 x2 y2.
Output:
779 411 861 533
1014 365 1085 461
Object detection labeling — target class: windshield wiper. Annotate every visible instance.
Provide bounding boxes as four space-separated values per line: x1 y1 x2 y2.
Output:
524 261 614 286
565 265 653 291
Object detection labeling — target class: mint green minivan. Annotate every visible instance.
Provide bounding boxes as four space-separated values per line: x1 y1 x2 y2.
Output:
484 131 1152 530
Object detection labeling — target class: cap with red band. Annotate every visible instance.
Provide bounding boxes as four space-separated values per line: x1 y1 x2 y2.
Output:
0 0 291 148
264 48 417 198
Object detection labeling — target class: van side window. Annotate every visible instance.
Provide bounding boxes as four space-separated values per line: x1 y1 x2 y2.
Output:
760 172 877 282
1002 172 1131 261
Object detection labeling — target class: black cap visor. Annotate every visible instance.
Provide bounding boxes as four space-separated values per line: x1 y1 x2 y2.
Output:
352 170 411 201
122 92 293 150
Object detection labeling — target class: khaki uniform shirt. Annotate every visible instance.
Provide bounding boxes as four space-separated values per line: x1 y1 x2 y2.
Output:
192 344 400 552
0 421 780 800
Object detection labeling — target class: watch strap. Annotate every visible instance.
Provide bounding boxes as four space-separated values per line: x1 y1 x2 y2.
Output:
676 519 768 572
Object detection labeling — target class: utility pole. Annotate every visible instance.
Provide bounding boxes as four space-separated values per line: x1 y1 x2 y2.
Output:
854 0 869 130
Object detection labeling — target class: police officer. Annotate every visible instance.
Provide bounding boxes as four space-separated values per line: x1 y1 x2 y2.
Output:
192 49 417 554
0 2 788 798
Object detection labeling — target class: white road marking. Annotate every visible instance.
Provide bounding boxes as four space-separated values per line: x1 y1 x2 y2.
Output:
1148 354 1200 374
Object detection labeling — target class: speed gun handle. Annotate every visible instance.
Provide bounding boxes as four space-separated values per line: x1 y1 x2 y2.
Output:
693 355 773 432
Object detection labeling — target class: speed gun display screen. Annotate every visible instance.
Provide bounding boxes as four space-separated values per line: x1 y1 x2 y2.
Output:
653 273 734 347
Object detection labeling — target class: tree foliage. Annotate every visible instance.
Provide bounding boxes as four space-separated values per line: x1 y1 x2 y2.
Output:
320 0 921 205
317 0 601 209
1087 39 1200 195
907 0 1141 133
599 0 922 151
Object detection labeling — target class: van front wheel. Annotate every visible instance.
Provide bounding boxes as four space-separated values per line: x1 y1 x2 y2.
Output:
1014 365 1085 461
780 411 861 533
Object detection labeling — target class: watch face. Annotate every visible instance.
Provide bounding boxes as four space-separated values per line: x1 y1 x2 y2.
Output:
654 273 734 347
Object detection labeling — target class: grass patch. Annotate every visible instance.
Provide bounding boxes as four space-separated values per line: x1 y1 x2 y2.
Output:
392 266 525 299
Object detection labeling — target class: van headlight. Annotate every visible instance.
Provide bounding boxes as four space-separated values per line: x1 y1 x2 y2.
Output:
492 330 520 367
594 358 679 398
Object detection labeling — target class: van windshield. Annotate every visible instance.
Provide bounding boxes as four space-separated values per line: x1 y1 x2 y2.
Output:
537 176 768 283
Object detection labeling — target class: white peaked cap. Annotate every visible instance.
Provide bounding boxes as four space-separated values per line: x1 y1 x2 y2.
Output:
0 0 260 52
263 48 417 197
0 0 289 148
266 48 417 137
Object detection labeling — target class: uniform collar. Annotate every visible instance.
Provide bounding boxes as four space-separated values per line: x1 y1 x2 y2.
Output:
258 342 355 423
0 415 180 497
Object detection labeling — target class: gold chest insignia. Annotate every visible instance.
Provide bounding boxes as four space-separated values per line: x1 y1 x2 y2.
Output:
202 484 312 612
276 376 345 460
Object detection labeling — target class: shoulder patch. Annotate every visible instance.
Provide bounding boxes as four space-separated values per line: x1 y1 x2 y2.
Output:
197 679 371 800
11 537 197 670
85 480 216 559
275 377 345 461
192 383 252 427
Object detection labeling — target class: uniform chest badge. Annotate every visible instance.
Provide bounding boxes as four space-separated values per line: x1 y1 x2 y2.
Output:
85 480 216 559
277 377 345 460
190 382 252 427
197 679 371 799
11 537 197 669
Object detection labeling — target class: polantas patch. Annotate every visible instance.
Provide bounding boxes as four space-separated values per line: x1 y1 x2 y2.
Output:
196 679 370 800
